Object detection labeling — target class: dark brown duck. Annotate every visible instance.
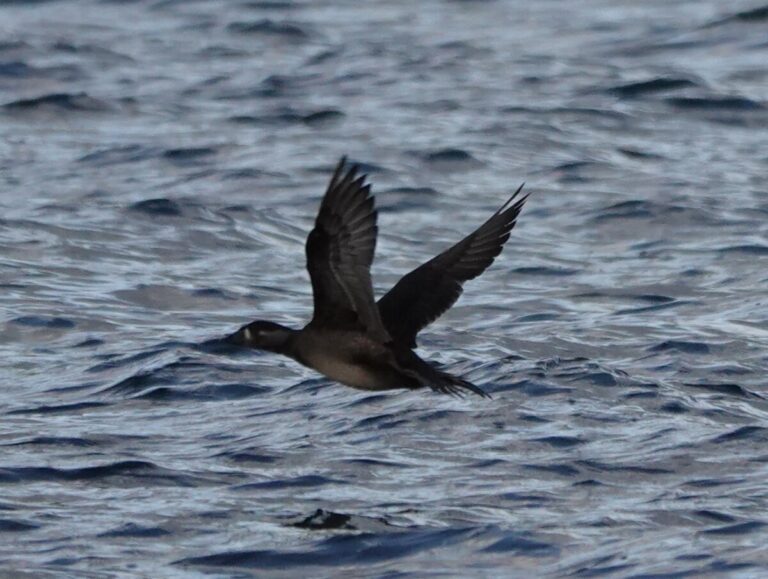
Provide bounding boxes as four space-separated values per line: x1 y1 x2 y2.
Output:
226 157 529 397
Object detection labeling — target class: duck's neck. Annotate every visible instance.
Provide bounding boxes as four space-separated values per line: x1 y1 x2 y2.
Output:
262 325 299 356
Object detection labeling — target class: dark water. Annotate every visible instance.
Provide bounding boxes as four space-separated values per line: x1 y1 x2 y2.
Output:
2 0 768 576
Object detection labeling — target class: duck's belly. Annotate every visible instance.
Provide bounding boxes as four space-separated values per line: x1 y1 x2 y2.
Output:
309 355 392 390
295 333 406 391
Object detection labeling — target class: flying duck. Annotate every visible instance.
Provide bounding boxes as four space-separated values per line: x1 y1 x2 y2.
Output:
226 157 528 397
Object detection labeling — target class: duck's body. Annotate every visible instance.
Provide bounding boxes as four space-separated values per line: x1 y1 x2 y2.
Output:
293 327 409 391
226 157 529 397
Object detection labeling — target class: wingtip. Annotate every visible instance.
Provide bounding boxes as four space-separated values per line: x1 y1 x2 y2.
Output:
511 182 526 202
334 155 366 186
329 155 350 188
492 182 528 216
508 183 531 213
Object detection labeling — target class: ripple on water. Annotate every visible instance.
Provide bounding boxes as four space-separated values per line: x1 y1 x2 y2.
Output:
711 425 768 444
666 95 764 111
701 521 766 536
227 19 312 39
78 144 161 166
10 316 75 329
2 92 111 112
706 5 768 27
176 526 510 569
128 198 184 216
523 463 581 477
531 436 586 448
683 382 761 398
717 244 768 256
0 60 84 82
161 146 218 163
230 106 345 128
98 523 171 538
649 340 711 355
605 77 700 98
134 382 269 402
234 474 343 491
421 148 483 170
0 461 191 485
4 436 101 448
7 401 109 416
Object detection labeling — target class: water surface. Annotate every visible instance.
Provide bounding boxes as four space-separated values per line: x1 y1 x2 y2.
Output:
2 0 768 576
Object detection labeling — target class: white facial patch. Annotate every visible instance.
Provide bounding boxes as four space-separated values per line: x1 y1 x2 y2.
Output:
243 327 253 341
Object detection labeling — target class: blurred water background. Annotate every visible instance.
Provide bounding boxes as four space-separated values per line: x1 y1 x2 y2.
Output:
1 0 768 576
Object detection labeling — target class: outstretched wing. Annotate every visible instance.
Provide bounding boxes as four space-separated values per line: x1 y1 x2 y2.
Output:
306 157 390 343
377 185 528 348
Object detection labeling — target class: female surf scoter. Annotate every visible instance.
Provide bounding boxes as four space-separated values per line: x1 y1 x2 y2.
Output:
226 157 529 397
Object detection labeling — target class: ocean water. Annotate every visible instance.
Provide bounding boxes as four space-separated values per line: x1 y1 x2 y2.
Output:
2 0 768 576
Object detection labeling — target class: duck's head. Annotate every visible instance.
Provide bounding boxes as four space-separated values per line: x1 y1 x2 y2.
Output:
225 320 294 353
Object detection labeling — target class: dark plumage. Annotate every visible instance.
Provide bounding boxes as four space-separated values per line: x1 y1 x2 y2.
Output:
378 183 527 349
226 157 529 397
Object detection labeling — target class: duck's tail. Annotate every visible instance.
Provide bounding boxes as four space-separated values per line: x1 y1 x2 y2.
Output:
431 368 491 399
398 349 491 399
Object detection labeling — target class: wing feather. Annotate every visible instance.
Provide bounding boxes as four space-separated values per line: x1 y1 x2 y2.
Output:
377 184 529 348
306 157 390 342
